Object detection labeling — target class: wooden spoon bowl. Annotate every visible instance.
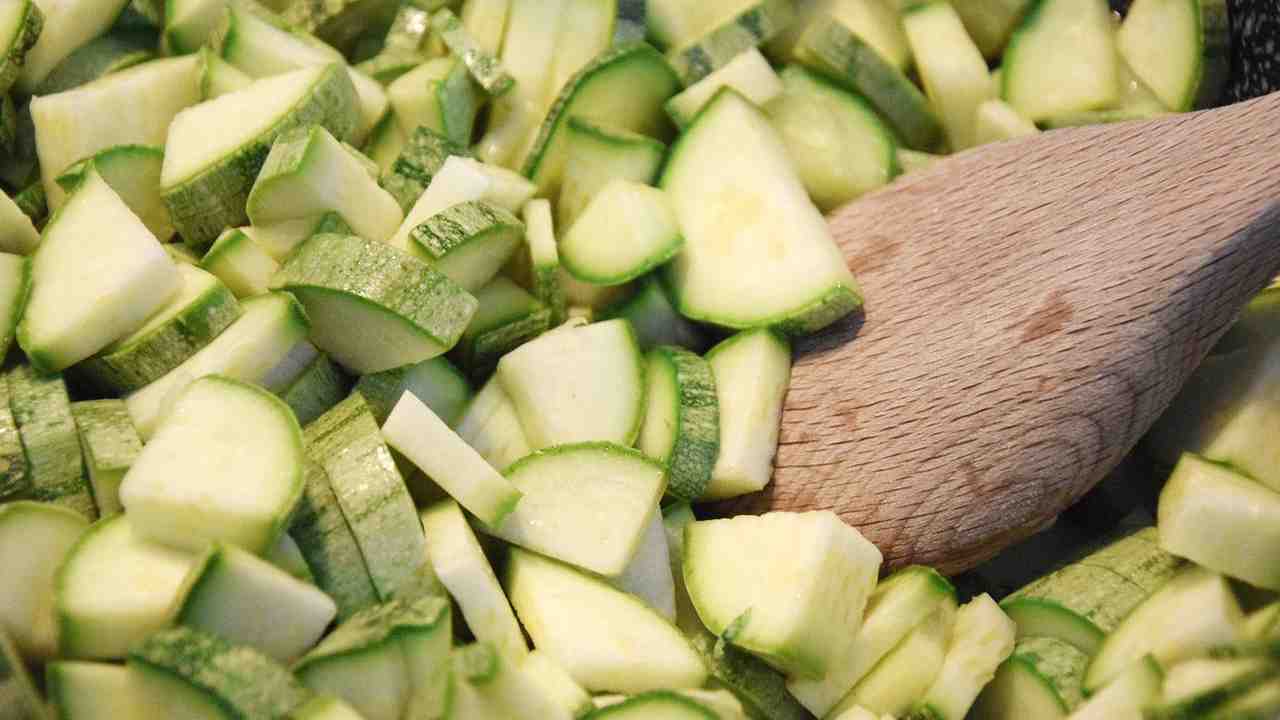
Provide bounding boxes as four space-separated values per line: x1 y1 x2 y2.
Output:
717 72 1280 573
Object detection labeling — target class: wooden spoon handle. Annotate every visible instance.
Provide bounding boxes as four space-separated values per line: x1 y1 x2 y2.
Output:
725 92 1280 575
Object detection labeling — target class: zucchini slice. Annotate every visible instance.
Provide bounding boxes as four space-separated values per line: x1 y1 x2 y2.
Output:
1158 453 1280 591
304 393 433 603
288 454 380 621
505 547 707 694
765 65 898 211
248 124 404 245
485 443 665 577
837 609 953 717
969 645 1073 720
410 200 524 293
612 508 678 622
432 7 514 96
557 117 666 229
8 365 95 519
521 42 679 196
516 198 568 326
46 661 148 720
683 511 882 679
789 565 958 716
561 180 682 286
383 391 523 527
161 64 360 251
200 227 280 298
198 46 253 99
420 499 528 660
120 375 304 555
70 400 143 518
0 501 87 661
72 263 239 392
1118 0 1229 111
909 594 1017 720
451 276 551 379
172 542 337 662
20 166 179 374
950 0 1033 59
496 318 645 451
294 596 452 720
17 0 128 94
386 56 478 148
903 1 992 151
128 627 310 717
703 329 791 501
32 56 200 213
454 375 533 472
272 232 478 374
0 0 42 95
354 356 471 427
123 291 309 438
1084 568 1243 692
661 90 861 334
0 190 40 255
56 514 196 660
1067 654 1162 720
667 47 783 129
638 346 718 502
380 125 467 212
665 0 795 85
1001 0 1120 122
794 16 942 151
56 144 173 242
274 345 349 428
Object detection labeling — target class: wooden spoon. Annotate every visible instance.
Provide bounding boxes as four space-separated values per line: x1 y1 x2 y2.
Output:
717 91 1280 575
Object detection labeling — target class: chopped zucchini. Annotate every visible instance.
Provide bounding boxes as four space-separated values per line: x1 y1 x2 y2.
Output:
665 0 796 85
70 400 142 518
661 90 861 334
7 365 95 519
451 276 551 379
454 374 533 472
903 1 993 151
638 345 718 501
0 501 88 661
386 56 479 148
410 200 524 292
505 547 707 693
55 144 173 241
557 117 666 230
271 232 478 374
683 511 882 679
1001 0 1120 122
74 264 239 397
496 318 645 451
354 356 472 426
200 227 280 298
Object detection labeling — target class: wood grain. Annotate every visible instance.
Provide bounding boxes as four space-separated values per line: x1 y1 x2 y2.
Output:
720 92 1280 575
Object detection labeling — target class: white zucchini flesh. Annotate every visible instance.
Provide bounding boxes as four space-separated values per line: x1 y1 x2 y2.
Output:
788 565 957 716
1159 453 1280 591
382 392 523 527
46 661 151 720
484 443 666 577
461 0 510 54
556 118 666 230
17 0 130 94
172 542 336 662
0 191 39 255
0 253 26 362
289 694 368 720
683 511 882 679
32 56 201 211
55 514 196 660
18 166 179 375
1084 568 1243 692
120 375 304 555
1117 0 1204 112
388 155 493 254
1001 0 1120 122
504 547 708 694
521 650 595 719
247 124 403 244
560 179 683 286
831 609 952 717
495 318 645 451
214 0 343 78
773 0 911 71
0 501 88 661
454 375 532 472
126 292 310 438
974 99 1041 145
612 508 677 622
56 145 174 243
912 594 1017 720
703 329 792 500
903 1 993 151
1066 655 1162 720
241 215 325 262
661 90 860 334
666 48 783 128
199 227 280 299
420 499 528 660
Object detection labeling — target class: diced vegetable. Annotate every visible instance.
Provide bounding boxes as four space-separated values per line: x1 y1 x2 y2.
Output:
0 501 87 660
8 365 95 519
638 346 719 501
70 400 142 518
1001 0 1120 122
